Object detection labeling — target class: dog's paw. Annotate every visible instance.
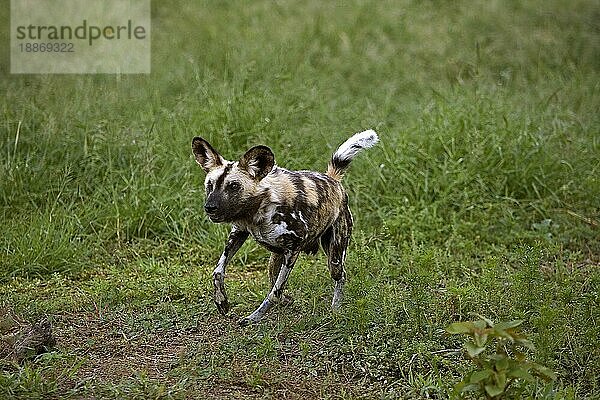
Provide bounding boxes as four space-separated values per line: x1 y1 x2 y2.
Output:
214 298 230 315
213 272 230 315
213 289 230 315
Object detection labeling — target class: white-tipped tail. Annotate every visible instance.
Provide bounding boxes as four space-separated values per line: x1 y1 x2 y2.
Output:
327 129 379 180
333 129 379 162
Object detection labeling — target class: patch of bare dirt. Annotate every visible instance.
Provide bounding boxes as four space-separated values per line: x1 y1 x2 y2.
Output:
53 311 216 381
50 311 363 399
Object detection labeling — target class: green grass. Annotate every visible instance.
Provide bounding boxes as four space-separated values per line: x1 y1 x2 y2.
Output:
1 0 599 398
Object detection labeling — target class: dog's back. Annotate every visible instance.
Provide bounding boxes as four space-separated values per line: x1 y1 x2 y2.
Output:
239 168 345 254
236 130 379 255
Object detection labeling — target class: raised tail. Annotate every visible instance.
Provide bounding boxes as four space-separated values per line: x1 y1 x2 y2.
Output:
327 129 379 181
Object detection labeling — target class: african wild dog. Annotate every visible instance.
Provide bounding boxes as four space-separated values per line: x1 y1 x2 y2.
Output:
192 130 379 326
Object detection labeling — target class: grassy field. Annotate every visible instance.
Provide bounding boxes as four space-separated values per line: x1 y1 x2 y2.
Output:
1 0 599 398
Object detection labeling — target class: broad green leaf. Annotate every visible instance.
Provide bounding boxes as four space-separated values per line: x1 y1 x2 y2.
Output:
495 320 524 330
470 369 493 383
531 364 557 381
508 367 535 382
446 321 475 334
473 320 488 329
496 371 507 390
473 331 488 347
493 328 514 341
453 378 467 392
459 383 480 393
472 313 495 327
474 332 489 347
454 378 479 395
496 356 509 371
514 351 527 362
485 384 504 397
465 342 486 357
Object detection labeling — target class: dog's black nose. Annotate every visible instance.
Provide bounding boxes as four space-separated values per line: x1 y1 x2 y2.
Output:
204 204 217 213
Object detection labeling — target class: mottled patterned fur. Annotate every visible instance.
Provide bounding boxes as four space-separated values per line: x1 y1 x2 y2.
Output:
192 130 378 325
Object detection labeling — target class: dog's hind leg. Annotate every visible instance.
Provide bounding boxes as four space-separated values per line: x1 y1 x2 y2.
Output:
321 205 353 311
213 227 249 315
239 250 300 326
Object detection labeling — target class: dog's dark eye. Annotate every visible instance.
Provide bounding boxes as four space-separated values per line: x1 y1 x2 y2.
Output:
206 181 214 193
226 181 242 192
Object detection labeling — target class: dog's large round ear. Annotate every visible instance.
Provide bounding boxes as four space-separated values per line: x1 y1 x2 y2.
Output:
192 137 224 172
239 145 275 180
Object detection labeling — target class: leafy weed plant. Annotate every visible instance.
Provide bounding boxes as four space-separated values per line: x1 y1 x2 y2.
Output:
447 315 557 399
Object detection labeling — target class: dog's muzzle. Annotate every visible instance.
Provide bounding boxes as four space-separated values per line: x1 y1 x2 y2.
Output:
204 203 225 222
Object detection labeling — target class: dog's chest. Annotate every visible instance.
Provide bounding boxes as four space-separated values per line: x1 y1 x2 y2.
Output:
241 205 312 251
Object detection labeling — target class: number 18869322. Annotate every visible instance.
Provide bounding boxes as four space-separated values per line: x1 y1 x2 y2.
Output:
18 42 74 52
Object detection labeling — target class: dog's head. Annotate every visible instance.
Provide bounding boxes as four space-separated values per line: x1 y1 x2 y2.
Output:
192 137 274 223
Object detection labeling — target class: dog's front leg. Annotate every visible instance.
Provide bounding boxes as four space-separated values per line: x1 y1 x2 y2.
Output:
239 250 299 326
213 227 249 315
